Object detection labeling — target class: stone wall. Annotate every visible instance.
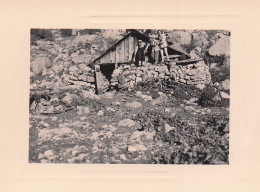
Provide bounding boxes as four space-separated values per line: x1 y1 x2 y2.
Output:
110 61 211 90
64 64 96 92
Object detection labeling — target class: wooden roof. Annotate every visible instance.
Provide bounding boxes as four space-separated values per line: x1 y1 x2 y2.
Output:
90 29 191 65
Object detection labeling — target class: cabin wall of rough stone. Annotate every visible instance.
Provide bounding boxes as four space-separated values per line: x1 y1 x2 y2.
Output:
65 64 96 92
110 61 211 89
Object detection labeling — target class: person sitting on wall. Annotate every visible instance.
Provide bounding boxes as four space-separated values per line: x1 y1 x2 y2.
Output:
157 30 170 63
134 39 146 66
144 32 160 65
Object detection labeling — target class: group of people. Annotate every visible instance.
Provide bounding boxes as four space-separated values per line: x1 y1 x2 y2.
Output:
134 30 170 66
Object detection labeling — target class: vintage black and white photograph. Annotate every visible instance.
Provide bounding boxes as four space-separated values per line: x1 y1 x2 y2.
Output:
29 29 230 164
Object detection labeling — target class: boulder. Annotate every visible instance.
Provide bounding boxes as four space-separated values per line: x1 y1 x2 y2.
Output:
118 119 136 127
169 31 192 45
31 57 51 76
208 36 230 57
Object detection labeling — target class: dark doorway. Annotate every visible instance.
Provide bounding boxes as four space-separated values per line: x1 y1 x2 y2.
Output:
100 64 115 82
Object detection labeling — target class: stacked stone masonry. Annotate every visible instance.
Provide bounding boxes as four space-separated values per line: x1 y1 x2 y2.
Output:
110 61 211 90
65 64 96 92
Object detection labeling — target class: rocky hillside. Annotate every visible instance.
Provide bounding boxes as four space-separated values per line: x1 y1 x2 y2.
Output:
29 29 230 164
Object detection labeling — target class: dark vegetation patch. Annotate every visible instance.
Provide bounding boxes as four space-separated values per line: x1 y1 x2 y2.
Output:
133 109 229 164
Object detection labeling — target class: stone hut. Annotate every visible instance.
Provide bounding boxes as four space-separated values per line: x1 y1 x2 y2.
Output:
89 29 211 93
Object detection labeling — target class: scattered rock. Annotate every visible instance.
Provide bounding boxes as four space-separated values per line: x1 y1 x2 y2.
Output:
112 101 121 106
102 92 115 99
38 128 78 141
118 119 136 127
130 131 143 140
62 94 78 104
120 154 127 160
44 150 54 159
165 108 171 113
38 153 45 160
213 93 221 101
106 107 116 112
97 110 104 116
196 84 205 90
184 106 195 111
220 91 230 99
125 101 142 108
221 79 230 90
110 147 120 154
143 131 155 140
41 159 49 163
165 124 175 133
128 144 147 152
82 90 100 100
90 132 99 140
84 107 90 114
80 117 87 121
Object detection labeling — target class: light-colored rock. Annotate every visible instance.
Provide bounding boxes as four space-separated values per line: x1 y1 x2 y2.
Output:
102 92 115 99
44 150 54 159
136 77 142 83
220 91 230 99
125 101 142 108
41 159 49 163
196 84 205 90
128 144 147 152
120 154 127 160
213 93 221 101
165 108 171 113
80 117 87 121
84 107 90 114
208 36 230 57
55 105 63 111
112 101 121 106
77 106 84 115
130 131 143 140
86 76 95 83
106 107 116 112
78 74 88 81
221 79 230 90
143 131 155 140
82 90 100 100
38 153 45 160
38 128 78 141
118 119 136 127
62 94 78 104
184 106 195 111
31 57 51 76
97 110 104 116
110 147 120 154
165 123 175 133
